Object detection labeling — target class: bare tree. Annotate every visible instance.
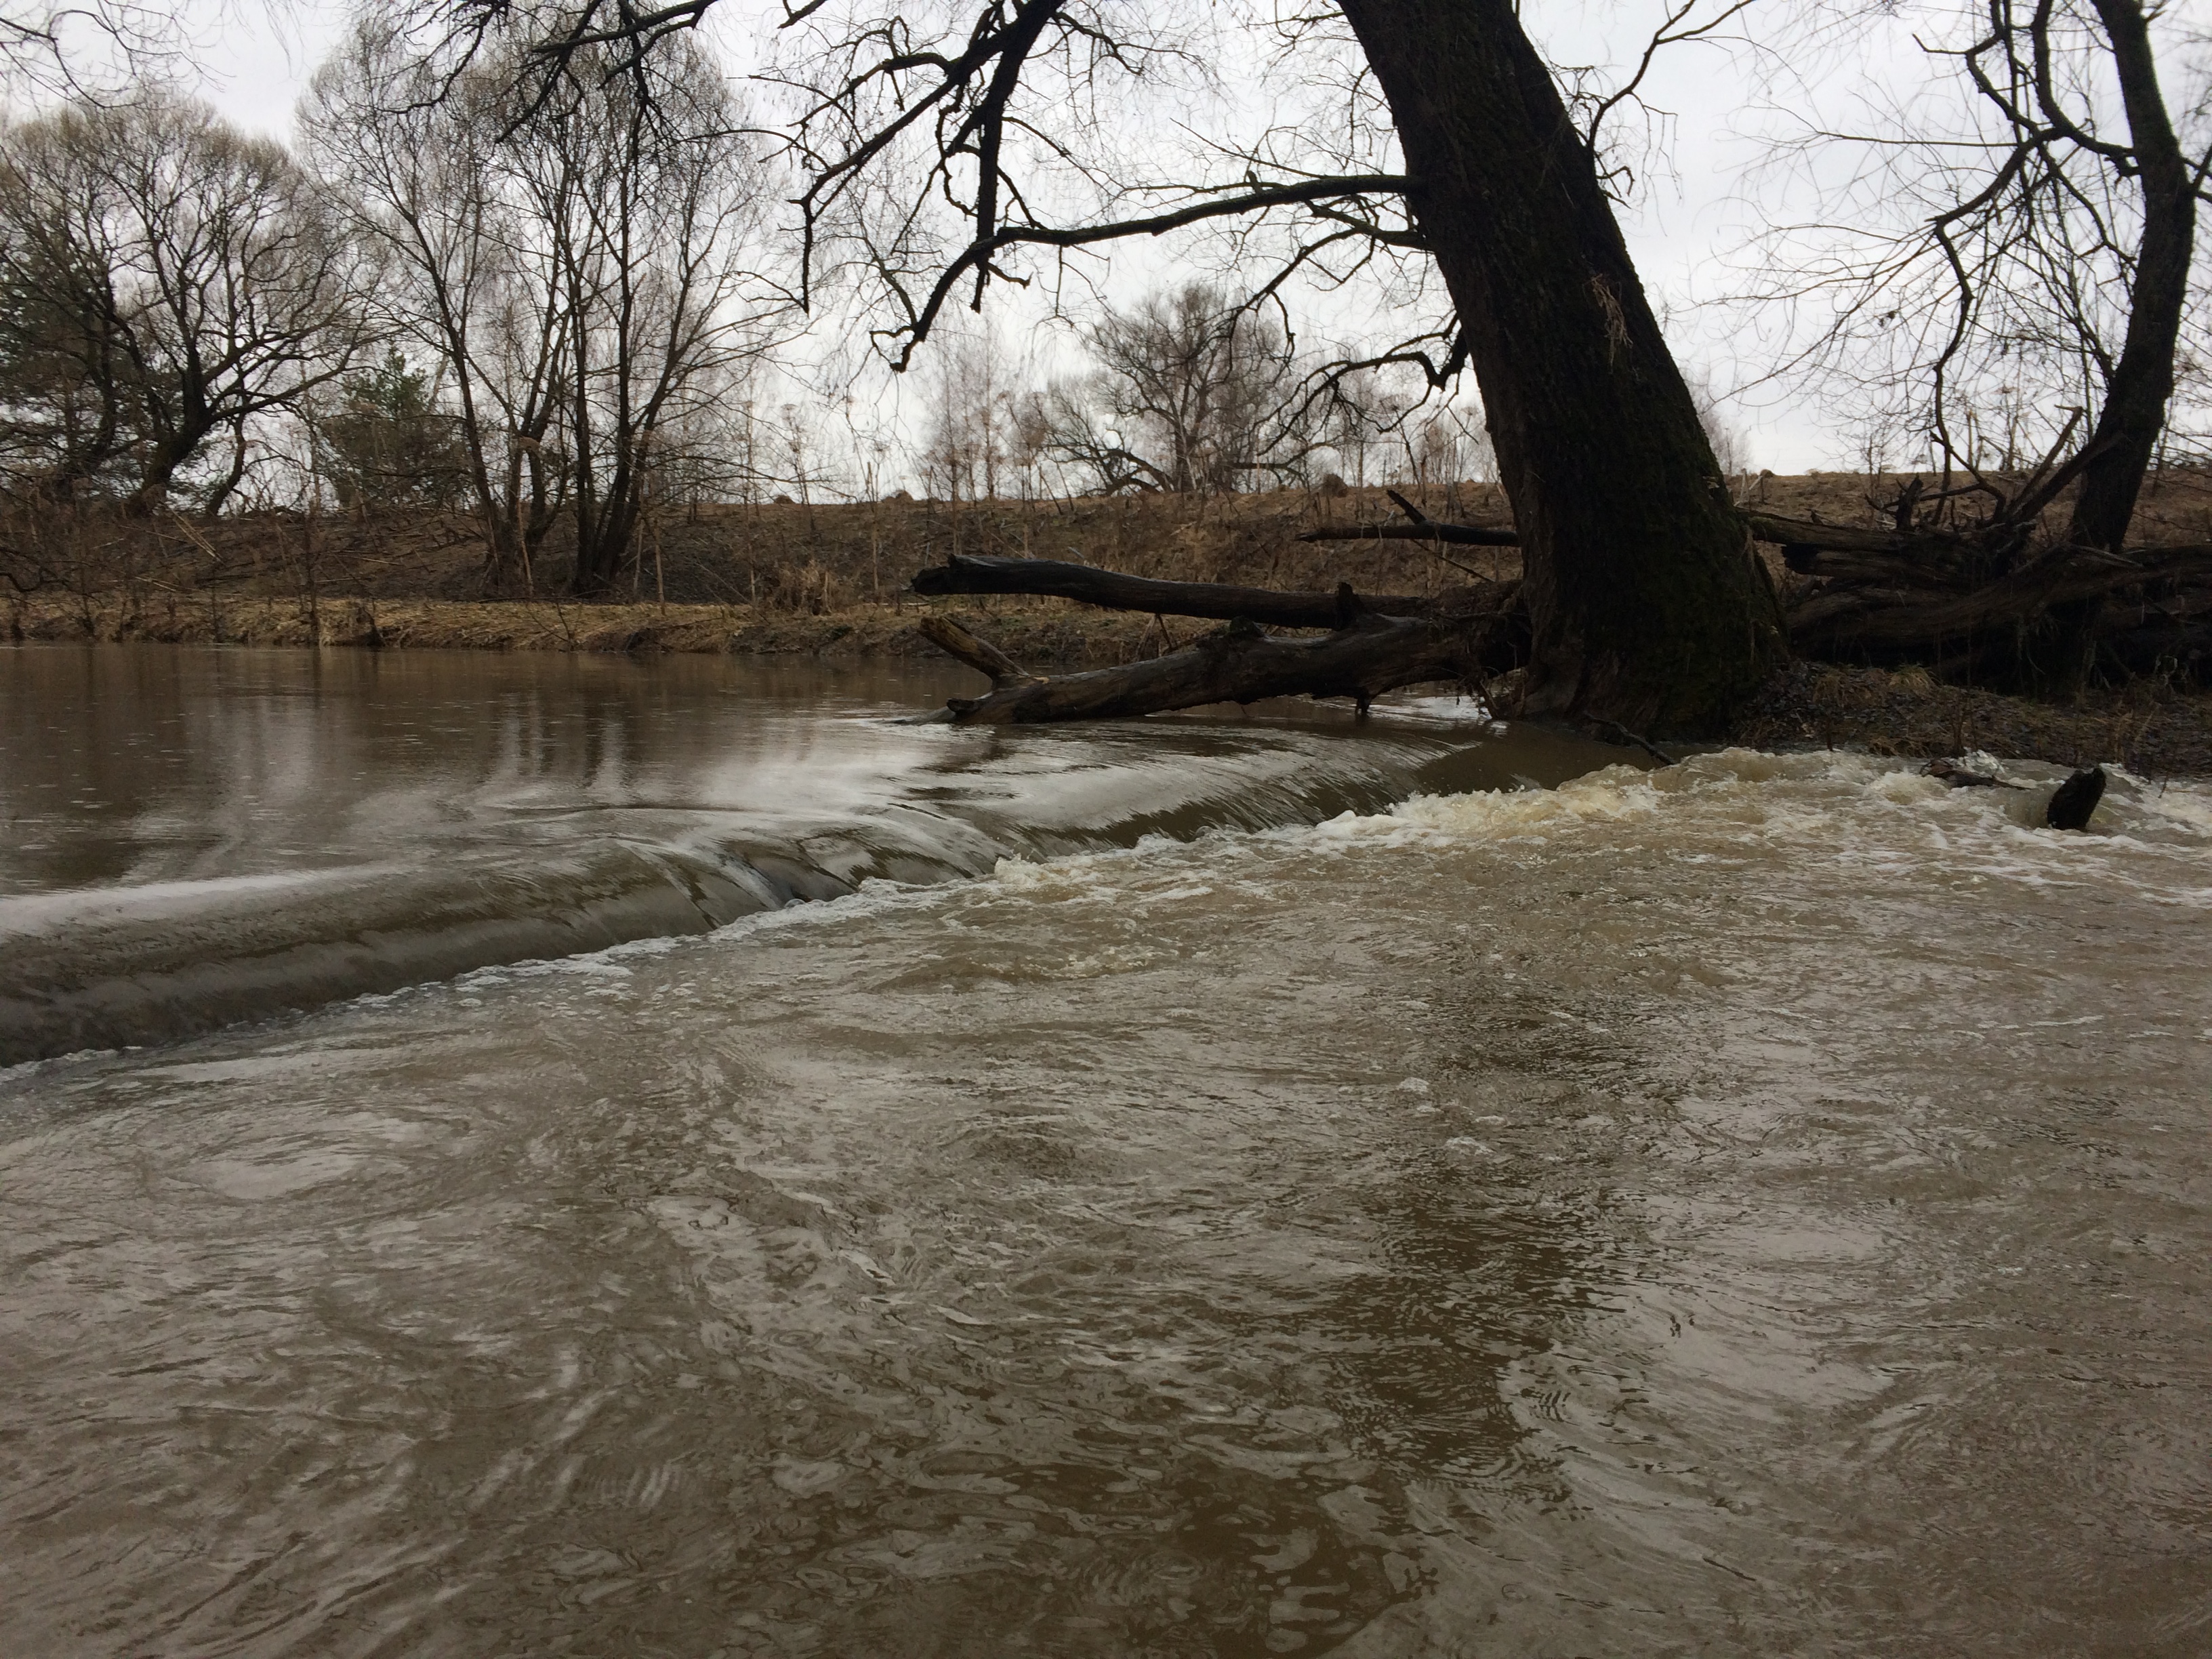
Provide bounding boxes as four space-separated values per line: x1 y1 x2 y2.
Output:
1687 371 1750 484
0 108 134 497
1753 0 2209 543
1736 0 2212 682
916 316 1012 502
0 92 367 514
2 0 182 100
525 39 774 592
423 0 1786 732
1038 282 1312 494
308 24 776 594
304 22 571 588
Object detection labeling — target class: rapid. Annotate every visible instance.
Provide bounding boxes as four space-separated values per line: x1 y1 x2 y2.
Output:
3 644 2209 1656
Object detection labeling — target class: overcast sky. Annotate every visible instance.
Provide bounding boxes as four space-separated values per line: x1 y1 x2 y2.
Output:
80 0 1971 474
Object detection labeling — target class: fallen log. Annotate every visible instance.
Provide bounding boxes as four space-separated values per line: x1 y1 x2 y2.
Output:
912 552 1434 626
933 611 1481 724
907 504 2210 724
1785 540 2212 659
1747 512 1986 560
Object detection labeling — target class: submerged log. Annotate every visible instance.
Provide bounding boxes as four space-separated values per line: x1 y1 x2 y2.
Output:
1923 757 2026 790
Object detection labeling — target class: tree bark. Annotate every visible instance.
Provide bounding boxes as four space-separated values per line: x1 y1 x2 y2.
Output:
1332 0 1784 735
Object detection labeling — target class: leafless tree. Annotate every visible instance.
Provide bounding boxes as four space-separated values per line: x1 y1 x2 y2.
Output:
303 21 571 588
1 0 185 100
916 314 1014 501
527 38 776 592
0 108 134 497
1036 282 1313 494
419 0 1786 731
1750 0 2210 549
0 91 368 515
308 22 779 594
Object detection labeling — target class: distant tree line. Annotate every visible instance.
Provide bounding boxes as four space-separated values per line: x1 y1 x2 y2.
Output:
0 33 1496 598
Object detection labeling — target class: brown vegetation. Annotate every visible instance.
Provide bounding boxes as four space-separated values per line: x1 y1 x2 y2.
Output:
1735 663 2212 779
10 472 2212 771
0 483 1512 634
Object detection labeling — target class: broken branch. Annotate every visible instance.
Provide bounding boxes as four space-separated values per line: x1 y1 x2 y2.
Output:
912 552 1435 625
918 614 1039 685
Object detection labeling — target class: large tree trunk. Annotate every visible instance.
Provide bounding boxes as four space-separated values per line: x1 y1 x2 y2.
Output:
125 411 215 518
1333 0 1784 735
2041 0 2198 685
2068 0 2196 556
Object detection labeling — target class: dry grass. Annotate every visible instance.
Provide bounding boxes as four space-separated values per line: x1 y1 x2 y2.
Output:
2 588 1173 666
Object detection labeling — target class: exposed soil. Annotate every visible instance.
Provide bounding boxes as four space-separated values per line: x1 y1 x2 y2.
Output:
1734 661 2212 779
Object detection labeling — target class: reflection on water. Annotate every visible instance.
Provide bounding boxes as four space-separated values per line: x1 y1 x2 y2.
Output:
3 731 2209 1656
0 645 1610 1063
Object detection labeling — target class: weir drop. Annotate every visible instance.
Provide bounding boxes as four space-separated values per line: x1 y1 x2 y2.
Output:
3 644 2209 1656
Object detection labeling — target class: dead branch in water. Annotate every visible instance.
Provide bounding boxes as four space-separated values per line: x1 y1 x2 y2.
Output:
917 614 1039 685
932 611 1494 724
912 554 1525 724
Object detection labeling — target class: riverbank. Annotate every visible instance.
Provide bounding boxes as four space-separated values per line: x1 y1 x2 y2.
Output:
1733 660 2212 779
1 590 1163 663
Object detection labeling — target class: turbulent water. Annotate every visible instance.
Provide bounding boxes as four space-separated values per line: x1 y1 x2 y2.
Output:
3 645 2211 1656
0 647 1600 1065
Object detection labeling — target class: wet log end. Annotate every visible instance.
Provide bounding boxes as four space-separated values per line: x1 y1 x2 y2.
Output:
2046 766 2106 831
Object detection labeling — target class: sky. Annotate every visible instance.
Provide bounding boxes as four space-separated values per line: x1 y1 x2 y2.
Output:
26 0 1980 475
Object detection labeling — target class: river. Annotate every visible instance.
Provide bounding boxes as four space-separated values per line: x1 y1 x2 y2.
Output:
3 644 2209 1656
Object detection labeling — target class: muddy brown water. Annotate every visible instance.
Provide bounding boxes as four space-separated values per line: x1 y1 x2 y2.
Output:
3 644 2209 1656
